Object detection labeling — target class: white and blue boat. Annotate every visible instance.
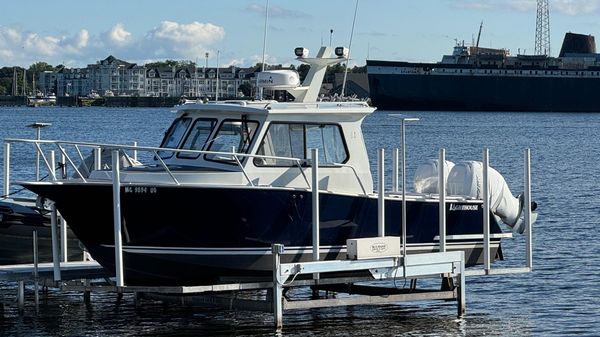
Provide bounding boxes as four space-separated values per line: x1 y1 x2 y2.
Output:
17 46 537 285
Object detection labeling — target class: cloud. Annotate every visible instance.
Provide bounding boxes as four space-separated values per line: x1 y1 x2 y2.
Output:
246 4 311 19
451 0 599 15
143 21 225 58
107 23 132 46
0 27 90 64
0 21 226 67
553 0 600 15
451 0 535 12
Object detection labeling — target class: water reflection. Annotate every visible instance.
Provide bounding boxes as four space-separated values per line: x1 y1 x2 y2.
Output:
0 283 531 337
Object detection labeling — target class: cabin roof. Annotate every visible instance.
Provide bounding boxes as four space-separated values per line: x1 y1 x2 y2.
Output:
175 101 375 121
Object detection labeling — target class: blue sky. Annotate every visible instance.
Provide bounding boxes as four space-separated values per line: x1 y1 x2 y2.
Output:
1 0 600 68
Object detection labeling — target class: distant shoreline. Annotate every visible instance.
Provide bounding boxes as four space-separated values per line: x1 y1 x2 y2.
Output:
0 95 196 108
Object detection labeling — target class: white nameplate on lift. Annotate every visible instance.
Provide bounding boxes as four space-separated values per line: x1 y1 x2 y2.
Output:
346 236 402 260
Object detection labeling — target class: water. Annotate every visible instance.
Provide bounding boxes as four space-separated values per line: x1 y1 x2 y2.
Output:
0 106 598 336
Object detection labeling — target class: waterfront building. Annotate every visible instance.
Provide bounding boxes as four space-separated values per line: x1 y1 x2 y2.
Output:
38 71 58 95
38 55 257 99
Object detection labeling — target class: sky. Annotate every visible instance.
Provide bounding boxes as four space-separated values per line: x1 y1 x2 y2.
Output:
2 0 600 68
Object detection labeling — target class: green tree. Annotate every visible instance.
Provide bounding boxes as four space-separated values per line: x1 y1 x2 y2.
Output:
28 62 54 74
145 60 196 68
351 65 367 73
297 64 310 82
238 82 252 97
325 63 345 83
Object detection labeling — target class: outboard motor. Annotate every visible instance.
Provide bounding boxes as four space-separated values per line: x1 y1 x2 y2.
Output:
447 161 537 234
414 159 455 194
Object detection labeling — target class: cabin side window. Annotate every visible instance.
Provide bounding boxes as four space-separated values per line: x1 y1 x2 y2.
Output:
177 118 218 159
158 117 192 159
254 122 348 167
204 118 259 164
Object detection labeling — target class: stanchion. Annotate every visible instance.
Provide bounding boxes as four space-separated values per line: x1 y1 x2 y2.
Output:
439 149 446 252
311 148 319 281
377 149 385 237
482 149 491 272
112 150 125 287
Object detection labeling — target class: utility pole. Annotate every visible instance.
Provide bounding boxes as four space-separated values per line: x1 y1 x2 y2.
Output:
535 0 551 56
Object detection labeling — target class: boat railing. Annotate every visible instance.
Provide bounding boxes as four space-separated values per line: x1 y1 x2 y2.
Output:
264 100 371 111
3 138 368 195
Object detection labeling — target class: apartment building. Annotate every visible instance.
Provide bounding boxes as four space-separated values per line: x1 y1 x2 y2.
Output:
39 55 256 99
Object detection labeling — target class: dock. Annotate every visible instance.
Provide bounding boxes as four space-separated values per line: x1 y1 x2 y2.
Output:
1 245 465 329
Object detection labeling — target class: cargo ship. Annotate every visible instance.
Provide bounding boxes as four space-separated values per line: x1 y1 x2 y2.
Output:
367 33 600 112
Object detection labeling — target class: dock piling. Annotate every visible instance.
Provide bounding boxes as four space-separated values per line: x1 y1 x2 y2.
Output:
457 251 466 317
525 148 533 269
272 244 284 329
33 230 39 309
2 143 9 197
377 149 385 237
17 281 24 313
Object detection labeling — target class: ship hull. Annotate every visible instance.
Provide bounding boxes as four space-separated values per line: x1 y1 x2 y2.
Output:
23 182 502 285
367 60 600 112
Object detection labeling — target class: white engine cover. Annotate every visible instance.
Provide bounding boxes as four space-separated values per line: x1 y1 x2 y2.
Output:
413 159 455 194
447 161 524 229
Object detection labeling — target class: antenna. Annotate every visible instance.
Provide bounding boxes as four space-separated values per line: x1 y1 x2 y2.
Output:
258 0 269 100
535 0 551 56
329 29 333 47
475 21 483 54
341 0 359 98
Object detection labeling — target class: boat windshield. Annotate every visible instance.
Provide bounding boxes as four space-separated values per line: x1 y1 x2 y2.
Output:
177 118 217 158
254 122 348 166
158 117 192 159
204 118 259 164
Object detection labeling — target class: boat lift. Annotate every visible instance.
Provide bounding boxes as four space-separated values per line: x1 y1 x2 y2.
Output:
1 125 534 329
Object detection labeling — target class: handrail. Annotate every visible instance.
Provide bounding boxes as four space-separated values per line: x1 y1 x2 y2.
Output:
152 150 180 185
4 138 368 195
331 162 368 195
56 143 87 182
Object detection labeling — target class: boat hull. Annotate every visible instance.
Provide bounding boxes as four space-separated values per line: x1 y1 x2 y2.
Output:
23 183 503 285
0 199 82 264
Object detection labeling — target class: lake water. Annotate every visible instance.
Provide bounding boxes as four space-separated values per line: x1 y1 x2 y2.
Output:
0 106 598 336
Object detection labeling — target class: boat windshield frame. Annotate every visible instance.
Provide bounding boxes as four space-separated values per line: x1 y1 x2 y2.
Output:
176 118 219 159
158 116 192 159
203 117 260 165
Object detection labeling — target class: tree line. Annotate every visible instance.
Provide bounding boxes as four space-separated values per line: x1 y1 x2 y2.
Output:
0 62 55 95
